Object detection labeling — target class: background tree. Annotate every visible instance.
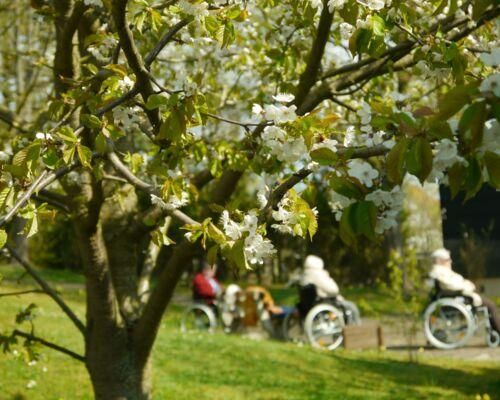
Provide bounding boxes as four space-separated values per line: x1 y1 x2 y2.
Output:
0 0 499 398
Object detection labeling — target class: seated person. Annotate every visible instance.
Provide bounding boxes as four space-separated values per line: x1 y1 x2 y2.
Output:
245 286 293 317
430 248 499 333
192 262 222 305
299 254 360 323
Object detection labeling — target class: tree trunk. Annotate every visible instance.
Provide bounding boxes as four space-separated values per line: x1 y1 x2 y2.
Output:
86 330 152 400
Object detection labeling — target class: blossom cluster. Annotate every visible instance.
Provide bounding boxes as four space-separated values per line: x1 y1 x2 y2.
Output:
271 195 318 237
221 210 276 265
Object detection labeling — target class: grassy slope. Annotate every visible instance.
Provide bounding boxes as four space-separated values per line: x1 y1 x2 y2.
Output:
0 268 499 399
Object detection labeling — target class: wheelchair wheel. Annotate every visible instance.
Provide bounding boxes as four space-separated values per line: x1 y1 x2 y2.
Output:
282 310 306 344
486 330 500 348
304 304 345 350
423 298 475 350
180 303 217 333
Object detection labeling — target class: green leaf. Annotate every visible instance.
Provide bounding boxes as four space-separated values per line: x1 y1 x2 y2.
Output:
370 15 385 36
484 151 500 188
207 245 219 265
223 239 249 270
437 84 476 120
159 108 186 142
473 0 492 19
63 145 76 164
464 157 483 201
56 126 78 143
77 145 92 168
458 101 487 151
447 162 465 198
310 147 338 165
222 21 235 48
81 114 102 129
339 2 359 25
386 139 409 184
406 137 433 182
95 132 108 153
340 201 377 244
145 94 169 110
0 229 7 249
329 175 364 199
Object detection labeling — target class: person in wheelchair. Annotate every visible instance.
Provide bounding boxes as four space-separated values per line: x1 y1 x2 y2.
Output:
192 262 222 306
299 254 360 324
245 286 293 337
430 248 499 334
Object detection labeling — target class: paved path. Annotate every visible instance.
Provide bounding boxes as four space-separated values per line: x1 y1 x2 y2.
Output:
364 317 500 361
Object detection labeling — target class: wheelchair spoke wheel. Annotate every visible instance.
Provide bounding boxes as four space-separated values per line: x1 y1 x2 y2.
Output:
424 299 474 349
180 304 217 333
304 304 344 351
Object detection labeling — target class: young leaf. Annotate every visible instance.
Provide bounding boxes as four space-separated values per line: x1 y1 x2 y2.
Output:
77 145 93 168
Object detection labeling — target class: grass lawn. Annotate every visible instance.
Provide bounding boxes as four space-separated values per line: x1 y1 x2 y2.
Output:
0 267 499 399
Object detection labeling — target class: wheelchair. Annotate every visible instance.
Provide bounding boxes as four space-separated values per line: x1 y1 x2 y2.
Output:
423 282 500 350
283 284 361 350
180 291 245 334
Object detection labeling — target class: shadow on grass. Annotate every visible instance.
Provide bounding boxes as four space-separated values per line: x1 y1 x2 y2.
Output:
332 353 500 398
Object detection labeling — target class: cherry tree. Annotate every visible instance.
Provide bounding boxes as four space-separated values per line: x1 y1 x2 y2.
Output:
0 0 499 398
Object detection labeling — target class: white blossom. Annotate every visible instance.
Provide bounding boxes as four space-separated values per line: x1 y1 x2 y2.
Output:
347 159 379 187
244 232 276 265
117 76 134 92
83 0 103 7
340 23 354 41
328 191 354 221
328 0 348 12
263 104 297 124
221 210 243 240
272 93 295 103
262 126 286 142
357 102 372 125
35 132 53 141
0 151 9 162
310 0 323 10
113 106 142 130
179 0 209 19
312 138 338 153
150 192 189 211
479 119 500 155
480 47 500 67
88 36 118 62
26 380 37 389
252 103 263 115
280 136 309 163
480 73 500 97
343 126 356 147
221 210 276 265
257 187 269 209
358 0 387 11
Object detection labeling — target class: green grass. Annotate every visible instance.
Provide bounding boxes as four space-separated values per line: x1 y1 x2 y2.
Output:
0 274 499 399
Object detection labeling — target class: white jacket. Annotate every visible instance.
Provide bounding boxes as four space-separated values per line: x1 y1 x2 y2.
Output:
429 264 482 307
300 255 339 298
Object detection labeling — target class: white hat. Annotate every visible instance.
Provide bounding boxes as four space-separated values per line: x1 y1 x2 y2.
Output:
431 248 451 260
304 255 324 270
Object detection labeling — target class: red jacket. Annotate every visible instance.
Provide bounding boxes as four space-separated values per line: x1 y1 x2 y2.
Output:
192 273 220 304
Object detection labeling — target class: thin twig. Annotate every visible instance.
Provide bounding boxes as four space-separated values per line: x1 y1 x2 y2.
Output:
0 289 46 297
12 329 85 362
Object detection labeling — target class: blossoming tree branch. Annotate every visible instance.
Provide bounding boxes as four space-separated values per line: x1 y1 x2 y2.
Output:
0 0 498 398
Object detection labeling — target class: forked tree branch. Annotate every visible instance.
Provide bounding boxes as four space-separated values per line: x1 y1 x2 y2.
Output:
6 244 86 335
